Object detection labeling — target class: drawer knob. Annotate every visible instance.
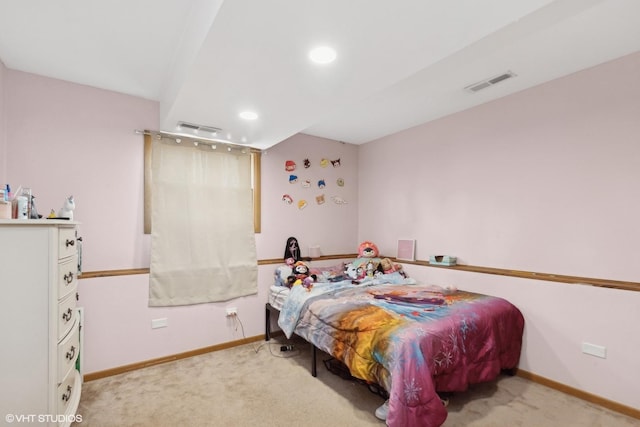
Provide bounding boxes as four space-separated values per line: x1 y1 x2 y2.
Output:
64 272 74 284
66 345 76 360
65 239 75 248
62 308 73 322
62 385 72 402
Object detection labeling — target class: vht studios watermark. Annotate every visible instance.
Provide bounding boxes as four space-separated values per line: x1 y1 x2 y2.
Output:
5 414 82 423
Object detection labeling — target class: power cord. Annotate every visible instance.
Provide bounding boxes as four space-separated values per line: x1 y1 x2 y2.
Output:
266 341 299 358
228 312 299 358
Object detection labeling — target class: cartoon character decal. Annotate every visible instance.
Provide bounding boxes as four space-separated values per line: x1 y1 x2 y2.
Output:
332 196 348 204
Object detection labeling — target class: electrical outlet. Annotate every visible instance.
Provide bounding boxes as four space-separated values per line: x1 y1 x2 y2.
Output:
151 318 168 329
226 307 238 317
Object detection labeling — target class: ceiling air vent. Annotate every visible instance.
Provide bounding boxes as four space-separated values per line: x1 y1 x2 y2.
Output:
464 71 517 93
176 121 222 135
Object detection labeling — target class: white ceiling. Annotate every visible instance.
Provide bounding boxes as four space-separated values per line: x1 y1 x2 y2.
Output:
1 0 639 150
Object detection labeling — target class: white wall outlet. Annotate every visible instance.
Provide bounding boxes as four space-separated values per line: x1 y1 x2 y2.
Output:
151 318 168 329
582 342 606 359
226 307 238 317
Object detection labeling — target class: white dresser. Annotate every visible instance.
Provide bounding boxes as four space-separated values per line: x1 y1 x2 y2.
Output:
0 220 82 426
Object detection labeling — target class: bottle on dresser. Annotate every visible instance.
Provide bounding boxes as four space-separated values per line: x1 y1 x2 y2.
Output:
0 185 11 219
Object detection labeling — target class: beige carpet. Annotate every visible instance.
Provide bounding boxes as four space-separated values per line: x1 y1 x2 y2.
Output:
75 336 638 427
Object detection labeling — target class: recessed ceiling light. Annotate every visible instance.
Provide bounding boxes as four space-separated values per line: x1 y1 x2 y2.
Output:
309 46 336 64
239 111 258 120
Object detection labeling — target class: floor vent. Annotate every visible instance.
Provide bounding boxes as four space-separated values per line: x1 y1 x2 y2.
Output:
465 71 517 93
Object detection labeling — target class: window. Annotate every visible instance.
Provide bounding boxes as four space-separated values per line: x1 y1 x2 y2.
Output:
143 132 261 234
146 134 258 305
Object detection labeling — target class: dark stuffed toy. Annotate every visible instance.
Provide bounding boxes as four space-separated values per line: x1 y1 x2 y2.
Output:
283 236 312 263
284 236 301 262
287 261 316 291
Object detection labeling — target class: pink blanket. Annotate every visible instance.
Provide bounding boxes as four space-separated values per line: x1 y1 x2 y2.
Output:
287 283 525 426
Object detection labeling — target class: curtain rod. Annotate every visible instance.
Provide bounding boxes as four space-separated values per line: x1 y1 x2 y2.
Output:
135 129 262 154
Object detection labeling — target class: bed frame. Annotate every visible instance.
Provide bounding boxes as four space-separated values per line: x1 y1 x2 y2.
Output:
267 296 519 384
266 273 526 427
266 302 318 377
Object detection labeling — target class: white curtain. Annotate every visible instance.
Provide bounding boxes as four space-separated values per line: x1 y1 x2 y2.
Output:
149 138 258 306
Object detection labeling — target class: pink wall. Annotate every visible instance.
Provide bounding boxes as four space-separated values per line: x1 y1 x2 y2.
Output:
0 60 6 182
75 133 358 374
3 51 639 412
255 133 358 259
1 72 358 375
358 52 640 410
5 70 157 270
359 52 640 282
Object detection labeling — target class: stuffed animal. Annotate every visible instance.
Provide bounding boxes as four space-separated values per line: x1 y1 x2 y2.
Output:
352 241 382 273
288 261 317 291
358 241 379 258
283 237 312 263
343 262 367 284
380 258 398 273
366 259 376 278
344 263 358 279
284 237 301 262
293 261 310 279
285 275 297 288
301 275 315 291
380 257 406 277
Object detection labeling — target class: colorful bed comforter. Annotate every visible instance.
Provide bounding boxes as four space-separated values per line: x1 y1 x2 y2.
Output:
278 279 524 427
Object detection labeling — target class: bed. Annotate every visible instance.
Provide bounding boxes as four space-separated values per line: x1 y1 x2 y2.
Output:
266 265 525 427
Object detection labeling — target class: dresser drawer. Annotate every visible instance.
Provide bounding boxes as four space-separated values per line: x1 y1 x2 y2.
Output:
58 293 77 341
58 255 78 301
58 227 77 260
58 317 80 384
57 369 81 419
